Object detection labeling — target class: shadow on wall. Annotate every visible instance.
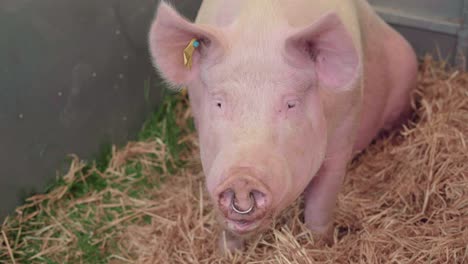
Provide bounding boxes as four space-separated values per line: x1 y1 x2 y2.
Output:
0 0 202 218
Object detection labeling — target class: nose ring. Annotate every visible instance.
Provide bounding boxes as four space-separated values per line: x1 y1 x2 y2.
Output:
231 193 255 215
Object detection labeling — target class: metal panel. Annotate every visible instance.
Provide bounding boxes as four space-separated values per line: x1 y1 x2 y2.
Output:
0 0 202 218
368 0 464 22
370 0 468 67
392 25 459 63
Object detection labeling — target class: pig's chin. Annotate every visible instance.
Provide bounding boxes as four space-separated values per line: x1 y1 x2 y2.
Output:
221 216 271 237
215 209 272 236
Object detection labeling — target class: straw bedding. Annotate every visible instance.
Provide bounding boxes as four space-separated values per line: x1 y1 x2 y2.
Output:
1 57 467 263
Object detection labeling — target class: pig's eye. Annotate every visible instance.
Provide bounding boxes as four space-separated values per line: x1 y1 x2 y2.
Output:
287 100 298 109
216 101 222 109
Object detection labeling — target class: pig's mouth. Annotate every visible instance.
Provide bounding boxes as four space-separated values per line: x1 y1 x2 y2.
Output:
225 218 261 234
222 214 273 236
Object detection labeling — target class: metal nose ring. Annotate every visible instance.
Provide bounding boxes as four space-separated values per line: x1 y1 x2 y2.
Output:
231 193 255 215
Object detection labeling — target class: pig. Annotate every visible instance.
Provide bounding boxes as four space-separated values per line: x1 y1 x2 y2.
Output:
148 0 418 251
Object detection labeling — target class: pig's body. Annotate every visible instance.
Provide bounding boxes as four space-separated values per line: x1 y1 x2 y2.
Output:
149 0 417 251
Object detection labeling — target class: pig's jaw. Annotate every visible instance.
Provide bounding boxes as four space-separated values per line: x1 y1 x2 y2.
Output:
225 218 263 235
218 210 273 237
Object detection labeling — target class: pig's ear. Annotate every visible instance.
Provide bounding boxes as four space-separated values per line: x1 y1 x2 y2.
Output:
148 2 224 86
284 13 360 90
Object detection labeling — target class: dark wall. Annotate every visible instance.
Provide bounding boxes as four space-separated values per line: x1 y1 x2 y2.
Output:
393 24 459 64
370 0 468 67
0 0 202 218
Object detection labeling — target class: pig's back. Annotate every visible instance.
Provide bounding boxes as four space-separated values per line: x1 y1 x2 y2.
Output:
195 0 364 60
352 0 418 152
196 1 360 36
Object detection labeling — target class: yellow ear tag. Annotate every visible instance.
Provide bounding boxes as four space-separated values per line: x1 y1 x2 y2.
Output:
183 38 200 70
182 38 200 96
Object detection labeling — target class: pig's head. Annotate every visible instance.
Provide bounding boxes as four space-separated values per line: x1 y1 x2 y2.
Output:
149 3 359 236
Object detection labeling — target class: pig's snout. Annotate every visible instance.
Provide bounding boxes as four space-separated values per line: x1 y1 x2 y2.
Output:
216 175 271 234
219 189 266 215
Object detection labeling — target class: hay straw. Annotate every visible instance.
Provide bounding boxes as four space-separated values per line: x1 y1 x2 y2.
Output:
0 56 467 263
1 229 16 264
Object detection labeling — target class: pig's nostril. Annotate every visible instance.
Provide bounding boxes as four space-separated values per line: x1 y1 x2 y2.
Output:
231 192 255 215
251 190 267 208
219 189 235 209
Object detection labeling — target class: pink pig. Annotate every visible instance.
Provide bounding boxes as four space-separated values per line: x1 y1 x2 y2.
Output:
149 0 417 251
